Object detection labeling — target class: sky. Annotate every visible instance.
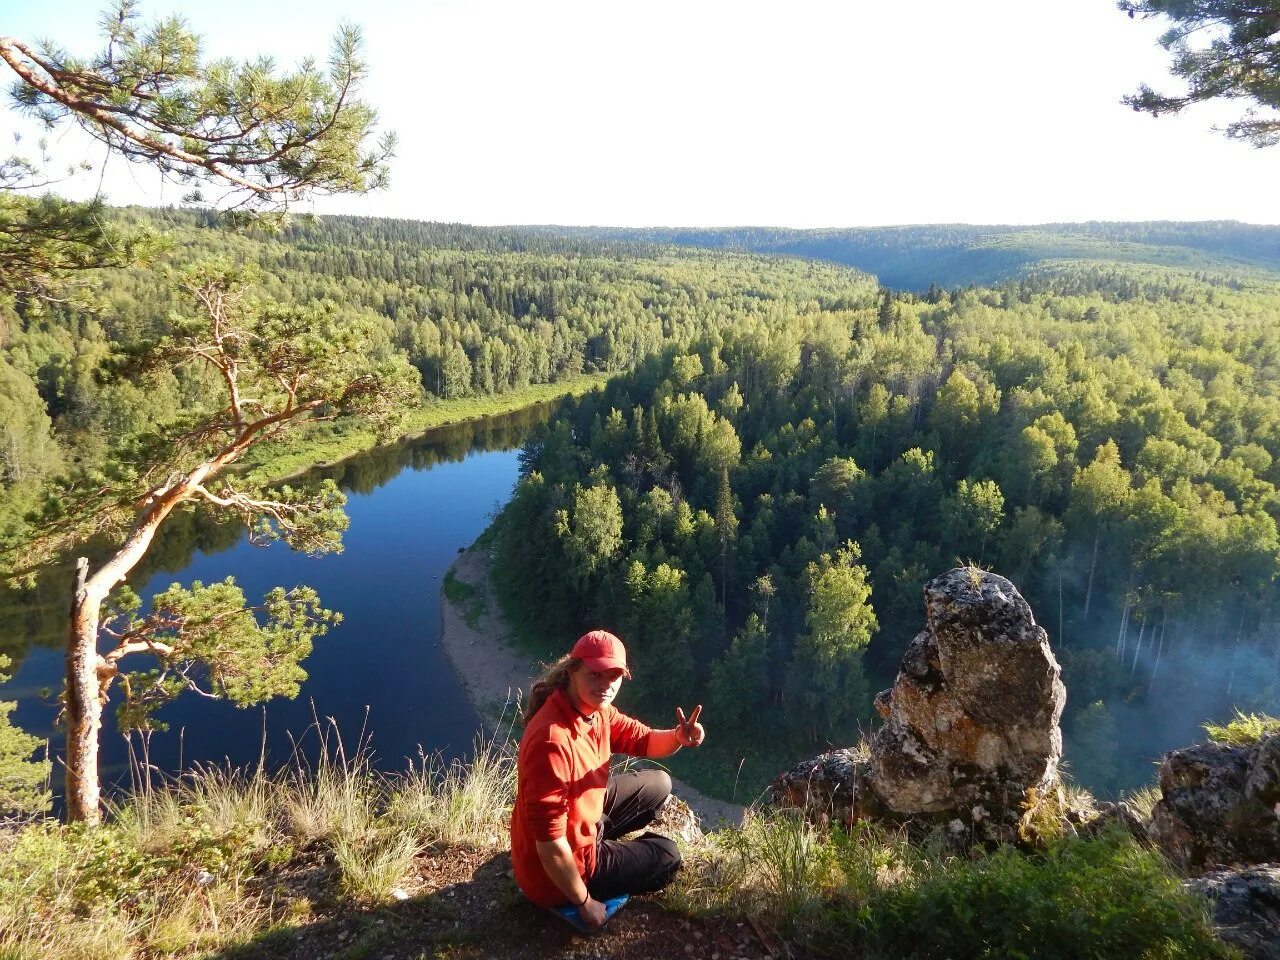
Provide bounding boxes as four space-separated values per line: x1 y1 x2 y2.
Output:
2 0 1276 227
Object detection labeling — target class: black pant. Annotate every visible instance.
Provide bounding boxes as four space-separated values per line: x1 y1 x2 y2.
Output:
585 768 682 900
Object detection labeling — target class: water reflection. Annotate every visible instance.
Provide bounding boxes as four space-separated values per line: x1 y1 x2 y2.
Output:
1 400 557 803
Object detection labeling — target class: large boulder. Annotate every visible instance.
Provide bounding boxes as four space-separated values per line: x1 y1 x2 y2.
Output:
769 568 1066 838
1150 732 1280 872
1184 864 1280 960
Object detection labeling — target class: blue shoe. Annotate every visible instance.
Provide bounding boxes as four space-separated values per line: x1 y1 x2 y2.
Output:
550 894 630 933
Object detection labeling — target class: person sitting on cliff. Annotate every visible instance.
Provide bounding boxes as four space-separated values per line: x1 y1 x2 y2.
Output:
510 629 705 929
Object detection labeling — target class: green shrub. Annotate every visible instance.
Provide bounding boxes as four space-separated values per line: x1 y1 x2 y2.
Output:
837 831 1231 960
670 820 1233 960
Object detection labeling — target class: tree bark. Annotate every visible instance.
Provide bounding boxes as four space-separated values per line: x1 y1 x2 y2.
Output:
1057 560 1064 647
64 557 102 825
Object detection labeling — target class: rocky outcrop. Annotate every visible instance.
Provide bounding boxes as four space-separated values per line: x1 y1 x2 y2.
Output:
1184 865 1280 960
1150 732 1280 872
770 568 1066 840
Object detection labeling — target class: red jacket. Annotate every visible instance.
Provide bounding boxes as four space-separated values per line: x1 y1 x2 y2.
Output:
509 687 652 906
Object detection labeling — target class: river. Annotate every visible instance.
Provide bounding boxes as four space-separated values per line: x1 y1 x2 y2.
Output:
2 403 557 800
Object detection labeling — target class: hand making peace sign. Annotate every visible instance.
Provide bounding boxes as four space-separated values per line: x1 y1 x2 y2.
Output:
674 704 705 747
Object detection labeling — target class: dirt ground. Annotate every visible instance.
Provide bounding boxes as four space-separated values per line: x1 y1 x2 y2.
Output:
220 843 773 960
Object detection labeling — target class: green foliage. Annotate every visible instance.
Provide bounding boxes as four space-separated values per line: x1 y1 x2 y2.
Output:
0 653 49 814
671 821 1232 959
442 570 485 630
1121 0 1280 147
940 478 1004 563
622 560 696 702
1065 701 1121 798
708 614 771 731
539 221 1280 288
104 578 340 732
3 4 393 212
785 543 877 742
491 253 1280 799
0 192 156 303
555 481 624 586
851 831 1231 959
1204 710 1280 745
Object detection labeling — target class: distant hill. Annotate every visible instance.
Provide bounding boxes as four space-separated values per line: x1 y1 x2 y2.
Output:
512 221 1280 290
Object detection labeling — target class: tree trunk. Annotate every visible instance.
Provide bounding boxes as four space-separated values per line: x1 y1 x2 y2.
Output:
1226 607 1245 697
1147 611 1168 694
1130 617 1147 675
64 557 103 825
59 464 222 823
1083 531 1099 619
1116 600 1130 660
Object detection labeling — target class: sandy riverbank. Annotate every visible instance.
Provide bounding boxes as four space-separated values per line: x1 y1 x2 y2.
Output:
439 546 746 828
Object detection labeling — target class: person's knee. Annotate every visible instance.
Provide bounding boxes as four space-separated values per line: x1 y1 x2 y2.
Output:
648 768 672 803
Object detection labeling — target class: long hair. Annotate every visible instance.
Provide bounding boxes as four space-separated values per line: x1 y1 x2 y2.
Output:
523 655 582 724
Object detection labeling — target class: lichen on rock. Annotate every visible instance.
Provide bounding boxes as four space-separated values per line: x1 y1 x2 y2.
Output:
1184 864 1280 960
1150 731 1280 872
769 567 1067 840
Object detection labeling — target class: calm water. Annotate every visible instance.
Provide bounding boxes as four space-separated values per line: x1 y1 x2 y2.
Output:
4 404 555 799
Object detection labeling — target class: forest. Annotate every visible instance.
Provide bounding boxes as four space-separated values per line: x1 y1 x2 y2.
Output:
3 206 1280 803
0 206 874 535
490 254 1280 799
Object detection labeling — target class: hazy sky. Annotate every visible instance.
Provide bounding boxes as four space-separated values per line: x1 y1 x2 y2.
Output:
3 0 1276 227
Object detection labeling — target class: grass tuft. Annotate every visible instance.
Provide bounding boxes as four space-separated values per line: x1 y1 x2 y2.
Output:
333 828 420 903
386 736 515 848
1204 709 1280 745
442 569 486 629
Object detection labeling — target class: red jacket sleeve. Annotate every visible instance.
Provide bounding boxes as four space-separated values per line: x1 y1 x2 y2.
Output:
607 706 653 757
521 735 572 841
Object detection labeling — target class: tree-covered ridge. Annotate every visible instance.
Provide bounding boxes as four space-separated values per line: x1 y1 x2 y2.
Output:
520 221 1280 290
0 206 878 526
494 259 1280 798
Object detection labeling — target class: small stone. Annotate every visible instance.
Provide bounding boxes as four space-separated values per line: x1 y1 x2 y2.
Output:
391 887 409 901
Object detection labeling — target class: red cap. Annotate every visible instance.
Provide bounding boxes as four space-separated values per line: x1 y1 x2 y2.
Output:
571 630 631 678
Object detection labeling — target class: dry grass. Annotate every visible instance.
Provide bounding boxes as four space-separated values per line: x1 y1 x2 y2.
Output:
386 737 515 849
333 828 421 902
1124 784 1162 823
0 719 518 959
